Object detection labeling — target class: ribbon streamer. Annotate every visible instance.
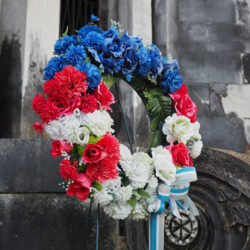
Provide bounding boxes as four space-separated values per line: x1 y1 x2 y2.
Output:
149 167 199 250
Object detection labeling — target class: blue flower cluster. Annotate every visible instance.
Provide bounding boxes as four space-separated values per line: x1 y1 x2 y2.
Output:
44 18 183 93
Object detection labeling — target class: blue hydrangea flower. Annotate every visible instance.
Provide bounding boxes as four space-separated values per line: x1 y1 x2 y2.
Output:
122 31 143 50
99 52 124 75
76 61 101 90
161 69 183 94
122 49 139 82
65 44 86 65
162 57 179 72
148 45 163 79
78 25 104 39
102 35 123 57
81 31 104 50
54 35 78 55
44 55 68 81
91 14 100 22
137 47 151 76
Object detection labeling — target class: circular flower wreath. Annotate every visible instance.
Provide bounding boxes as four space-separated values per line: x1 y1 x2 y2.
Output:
32 16 203 220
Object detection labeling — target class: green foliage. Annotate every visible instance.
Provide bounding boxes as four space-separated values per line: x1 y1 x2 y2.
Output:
93 181 103 191
61 26 68 38
127 195 137 210
102 74 120 88
88 135 103 144
76 144 85 156
138 188 150 198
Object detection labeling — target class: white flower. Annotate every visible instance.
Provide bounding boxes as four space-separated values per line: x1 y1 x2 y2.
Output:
145 192 160 213
102 178 121 190
190 140 203 158
119 144 133 173
130 202 148 220
127 152 153 188
145 175 158 194
162 113 193 144
114 185 133 203
151 146 176 185
80 110 114 137
104 203 132 220
93 190 113 206
190 122 202 140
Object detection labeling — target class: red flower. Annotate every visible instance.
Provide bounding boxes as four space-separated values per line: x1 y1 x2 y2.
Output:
33 122 44 133
93 81 115 111
82 134 120 164
170 84 197 123
166 142 193 167
86 158 119 183
66 173 91 201
59 159 78 180
51 140 72 158
81 94 99 114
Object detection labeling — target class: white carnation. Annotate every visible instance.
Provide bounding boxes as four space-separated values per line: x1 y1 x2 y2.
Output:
151 146 176 185
93 190 113 206
190 140 203 158
104 203 132 220
80 110 114 137
102 178 121 190
131 202 148 220
145 175 158 194
145 193 159 213
127 152 153 188
114 185 133 203
119 144 133 173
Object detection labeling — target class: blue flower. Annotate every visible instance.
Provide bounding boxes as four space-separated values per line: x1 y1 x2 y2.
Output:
102 35 123 57
65 44 86 65
162 57 179 72
148 45 163 79
161 69 183 94
122 32 142 49
99 52 124 75
137 47 151 76
54 35 78 55
78 25 104 39
122 49 139 82
91 14 100 22
81 31 104 50
104 25 119 38
76 61 101 90
44 56 68 81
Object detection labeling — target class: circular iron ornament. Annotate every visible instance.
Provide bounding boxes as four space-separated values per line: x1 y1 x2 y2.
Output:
165 211 199 246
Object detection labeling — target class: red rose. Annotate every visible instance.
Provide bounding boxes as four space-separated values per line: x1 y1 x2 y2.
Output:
59 159 78 180
66 173 91 201
166 142 193 167
33 122 44 133
93 81 115 111
51 140 72 158
170 84 197 123
81 94 99 114
82 144 107 163
82 134 120 164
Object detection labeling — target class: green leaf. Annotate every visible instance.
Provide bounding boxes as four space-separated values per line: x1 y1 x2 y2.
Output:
88 135 103 144
76 144 85 156
61 26 68 37
102 74 120 88
127 195 137 210
138 189 151 198
132 190 140 197
93 181 103 191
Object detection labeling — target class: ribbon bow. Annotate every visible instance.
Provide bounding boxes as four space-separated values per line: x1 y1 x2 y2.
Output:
149 167 199 250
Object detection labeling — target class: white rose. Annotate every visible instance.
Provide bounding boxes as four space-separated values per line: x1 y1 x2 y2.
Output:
80 110 114 137
151 146 176 185
162 113 193 144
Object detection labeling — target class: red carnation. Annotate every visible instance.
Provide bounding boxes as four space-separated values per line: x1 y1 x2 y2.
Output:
93 81 115 111
59 159 78 180
66 173 91 201
166 142 193 167
170 84 197 123
81 94 99 114
51 140 72 158
33 122 44 133
86 158 119 183
82 134 120 164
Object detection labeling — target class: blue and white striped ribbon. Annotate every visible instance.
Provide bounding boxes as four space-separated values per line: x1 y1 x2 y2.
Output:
149 167 199 250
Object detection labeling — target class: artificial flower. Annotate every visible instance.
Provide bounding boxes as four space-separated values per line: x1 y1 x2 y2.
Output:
51 140 72 157
32 122 44 133
59 159 78 180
